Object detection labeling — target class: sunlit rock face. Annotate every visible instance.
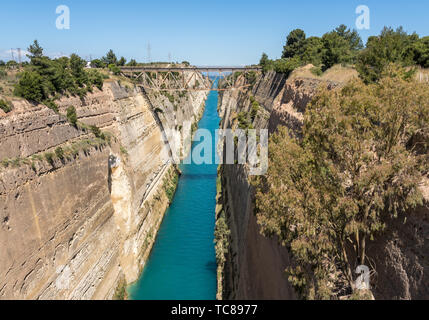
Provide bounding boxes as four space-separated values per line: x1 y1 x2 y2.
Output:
0 77 208 300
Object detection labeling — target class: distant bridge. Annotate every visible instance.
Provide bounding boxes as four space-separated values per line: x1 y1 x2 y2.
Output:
120 66 262 91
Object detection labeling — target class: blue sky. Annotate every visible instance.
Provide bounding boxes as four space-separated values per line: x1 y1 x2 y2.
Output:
0 0 428 65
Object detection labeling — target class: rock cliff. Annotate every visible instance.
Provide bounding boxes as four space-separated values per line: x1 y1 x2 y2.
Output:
0 76 207 300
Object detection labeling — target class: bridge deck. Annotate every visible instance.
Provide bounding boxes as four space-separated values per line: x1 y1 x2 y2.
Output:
119 66 262 91
120 66 262 72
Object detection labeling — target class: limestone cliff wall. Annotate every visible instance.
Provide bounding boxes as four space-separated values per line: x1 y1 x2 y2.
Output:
217 72 297 299
217 71 429 300
0 77 207 300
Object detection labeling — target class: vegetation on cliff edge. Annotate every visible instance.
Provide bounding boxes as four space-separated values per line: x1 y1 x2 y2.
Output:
252 67 429 299
260 25 429 83
13 40 106 103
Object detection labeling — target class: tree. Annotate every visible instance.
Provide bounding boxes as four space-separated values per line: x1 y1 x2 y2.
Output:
334 24 364 52
118 57 127 66
70 54 86 82
321 31 352 70
91 59 106 68
13 41 107 102
6 60 18 69
259 53 271 72
103 49 117 66
252 68 429 299
282 29 306 59
404 36 429 68
356 26 419 83
27 40 44 60
299 37 324 66
127 59 138 66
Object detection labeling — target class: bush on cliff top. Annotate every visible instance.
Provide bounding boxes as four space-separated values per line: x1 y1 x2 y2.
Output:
252 67 429 299
356 27 428 83
14 40 106 103
262 25 429 83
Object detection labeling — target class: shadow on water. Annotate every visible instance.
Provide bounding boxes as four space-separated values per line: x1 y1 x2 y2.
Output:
205 261 218 273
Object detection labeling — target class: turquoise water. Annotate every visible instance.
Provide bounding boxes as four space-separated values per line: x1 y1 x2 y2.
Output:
128 88 220 300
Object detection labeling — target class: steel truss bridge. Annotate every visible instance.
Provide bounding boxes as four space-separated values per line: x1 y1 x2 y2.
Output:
120 66 262 91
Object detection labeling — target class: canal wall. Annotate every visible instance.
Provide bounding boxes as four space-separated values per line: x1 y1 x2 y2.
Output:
217 70 429 300
0 75 208 299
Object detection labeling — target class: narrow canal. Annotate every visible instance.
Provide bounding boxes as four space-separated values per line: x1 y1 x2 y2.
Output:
128 87 220 300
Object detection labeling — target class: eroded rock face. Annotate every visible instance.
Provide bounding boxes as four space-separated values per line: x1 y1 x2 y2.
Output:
218 72 429 300
268 78 339 137
366 202 429 300
0 79 207 300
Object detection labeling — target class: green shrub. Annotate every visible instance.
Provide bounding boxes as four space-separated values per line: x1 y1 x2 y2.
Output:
43 100 59 113
273 57 303 76
113 277 127 300
214 211 230 265
250 99 260 121
44 152 55 165
108 64 121 75
0 99 12 113
87 69 104 90
90 125 101 137
164 171 179 202
161 91 175 104
120 145 128 155
55 147 64 159
66 106 78 127
90 59 106 68
90 125 105 140
1 158 9 168
237 111 252 129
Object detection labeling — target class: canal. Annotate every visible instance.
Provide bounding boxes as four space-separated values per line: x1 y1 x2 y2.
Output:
128 87 220 300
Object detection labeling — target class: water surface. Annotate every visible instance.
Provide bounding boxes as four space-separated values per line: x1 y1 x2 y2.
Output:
128 88 219 300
